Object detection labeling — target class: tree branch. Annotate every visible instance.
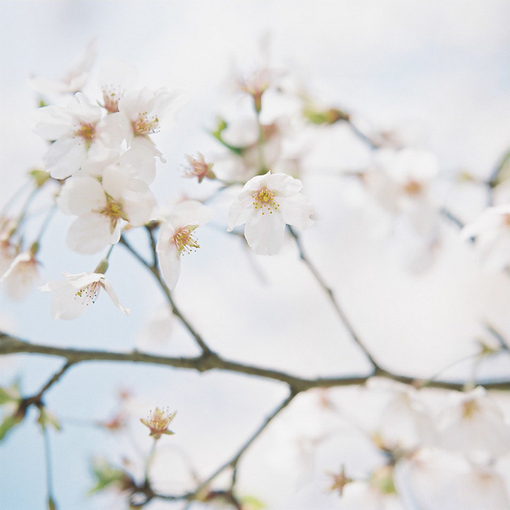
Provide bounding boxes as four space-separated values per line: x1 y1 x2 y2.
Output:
288 226 382 371
1 331 509 392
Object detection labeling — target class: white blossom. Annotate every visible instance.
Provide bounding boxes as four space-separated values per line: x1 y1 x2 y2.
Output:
40 271 129 320
0 251 40 301
363 148 440 237
57 164 156 254
435 387 510 461
156 201 213 290
33 93 123 179
228 171 313 255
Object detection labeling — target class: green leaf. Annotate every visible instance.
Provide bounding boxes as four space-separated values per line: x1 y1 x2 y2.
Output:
0 413 22 441
240 494 266 509
37 407 61 431
210 118 245 156
0 386 20 406
89 458 129 495
29 168 51 188
48 496 57 510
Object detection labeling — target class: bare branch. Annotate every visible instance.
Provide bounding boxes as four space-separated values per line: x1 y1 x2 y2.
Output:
288 226 381 371
1 331 509 392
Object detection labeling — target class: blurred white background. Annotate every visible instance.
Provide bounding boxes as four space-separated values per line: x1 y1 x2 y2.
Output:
1 1 510 509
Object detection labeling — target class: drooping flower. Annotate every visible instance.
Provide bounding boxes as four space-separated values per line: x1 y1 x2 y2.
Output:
0 248 41 301
33 93 123 179
228 171 314 255
29 39 96 96
40 271 129 320
57 164 156 254
156 201 213 290
140 407 176 439
461 205 510 271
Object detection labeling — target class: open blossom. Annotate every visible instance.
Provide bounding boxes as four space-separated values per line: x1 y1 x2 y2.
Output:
33 93 123 179
435 387 510 460
140 407 176 439
30 39 96 96
362 148 440 237
156 201 213 290
228 172 314 255
40 271 129 320
461 205 510 271
57 164 156 254
110 86 175 184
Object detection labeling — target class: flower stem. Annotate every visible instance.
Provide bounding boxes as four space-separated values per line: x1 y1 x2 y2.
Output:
144 439 158 484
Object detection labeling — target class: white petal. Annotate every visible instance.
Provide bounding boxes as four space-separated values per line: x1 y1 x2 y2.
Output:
169 200 214 228
244 210 286 255
278 193 314 230
50 283 90 320
158 243 181 290
120 178 157 226
33 105 73 140
45 136 87 179
66 214 119 254
102 280 130 316
227 193 254 230
67 92 102 123
57 174 106 216
119 137 162 184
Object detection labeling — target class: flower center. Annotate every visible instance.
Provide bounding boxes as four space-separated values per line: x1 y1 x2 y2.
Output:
102 86 123 113
252 188 279 215
133 111 159 136
97 194 126 233
172 226 199 255
403 180 422 195
75 122 96 148
462 399 478 419
75 281 101 306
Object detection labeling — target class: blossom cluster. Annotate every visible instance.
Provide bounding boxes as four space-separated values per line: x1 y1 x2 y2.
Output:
323 384 510 509
0 44 315 319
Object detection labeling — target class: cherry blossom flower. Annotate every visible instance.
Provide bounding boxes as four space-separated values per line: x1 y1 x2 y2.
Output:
40 271 129 320
0 250 40 301
156 201 213 290
57 164 156 254
111 86 175 183
461 204 510 271
34 92 124 179
29 39 96 96
435 387 510 460
185 153 215 183
228 172 314 255
98 60 139 114
363 148 440 237
140 407 176 439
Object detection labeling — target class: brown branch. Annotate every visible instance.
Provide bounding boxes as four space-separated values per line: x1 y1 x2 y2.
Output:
119 235 214 355
1 331 509 392
288 226 381 371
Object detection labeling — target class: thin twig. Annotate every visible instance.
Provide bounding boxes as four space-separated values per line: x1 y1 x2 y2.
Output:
288 226 381 371
120 235 214 355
